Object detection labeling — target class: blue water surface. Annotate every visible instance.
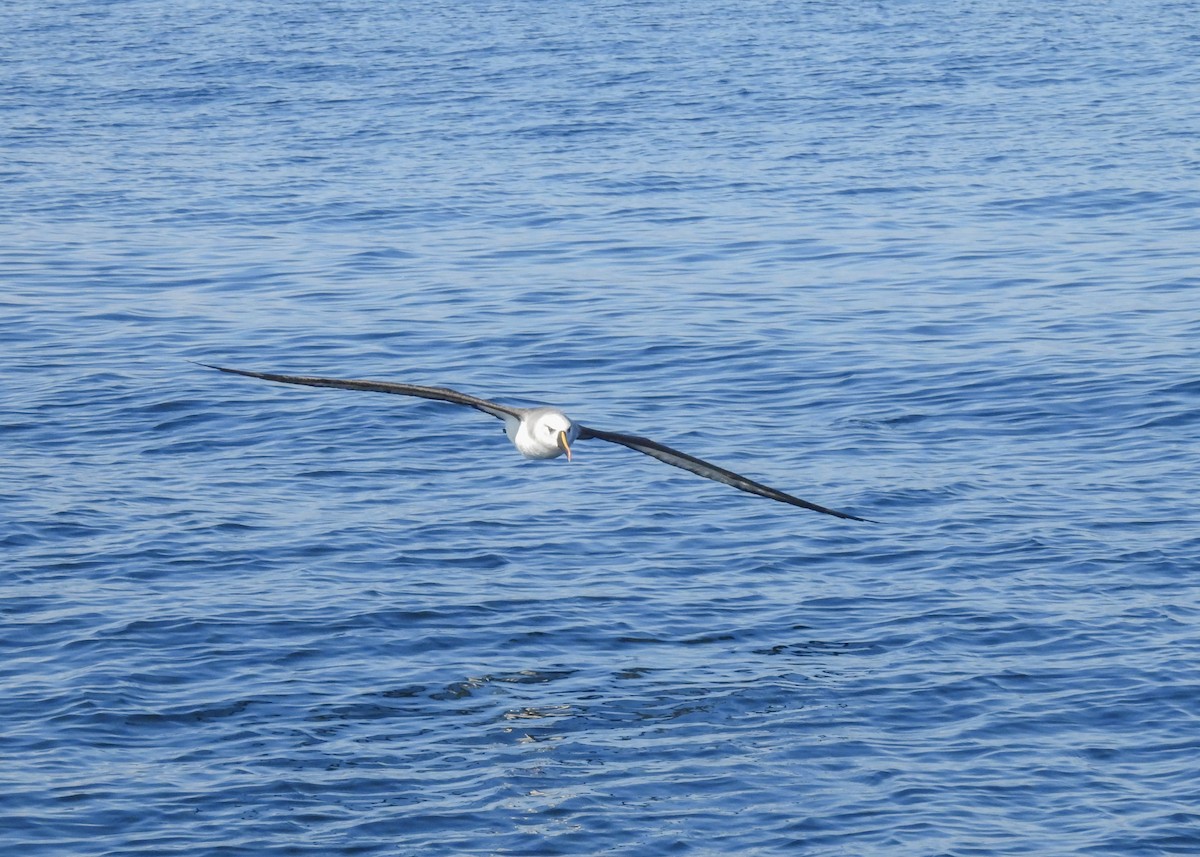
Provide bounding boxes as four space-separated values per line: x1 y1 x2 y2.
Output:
4 1 1200 854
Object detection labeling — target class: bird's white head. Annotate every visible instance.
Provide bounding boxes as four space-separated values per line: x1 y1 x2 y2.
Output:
508 407 577 460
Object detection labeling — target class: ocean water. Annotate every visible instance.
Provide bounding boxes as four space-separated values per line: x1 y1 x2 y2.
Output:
4 1 1200 854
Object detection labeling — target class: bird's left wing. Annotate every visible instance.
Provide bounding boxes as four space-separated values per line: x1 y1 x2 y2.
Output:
576 424 873 521
195 363 524 421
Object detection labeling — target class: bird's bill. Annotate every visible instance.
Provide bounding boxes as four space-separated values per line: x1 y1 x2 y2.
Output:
556 430 572 461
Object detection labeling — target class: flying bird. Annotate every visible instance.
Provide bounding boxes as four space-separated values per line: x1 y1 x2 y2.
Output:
197 363 872 522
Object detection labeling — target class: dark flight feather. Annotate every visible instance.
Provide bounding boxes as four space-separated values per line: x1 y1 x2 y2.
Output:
577 424 872 521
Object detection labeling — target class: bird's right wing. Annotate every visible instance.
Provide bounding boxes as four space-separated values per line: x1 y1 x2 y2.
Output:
577 424 872 521
195 363 524 421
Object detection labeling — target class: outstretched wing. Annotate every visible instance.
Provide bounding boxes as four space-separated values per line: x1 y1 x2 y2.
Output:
195 363 524 421
577 424 872 521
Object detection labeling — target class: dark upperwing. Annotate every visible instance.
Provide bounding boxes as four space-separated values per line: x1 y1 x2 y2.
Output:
577 424 873 521
195 363 523 421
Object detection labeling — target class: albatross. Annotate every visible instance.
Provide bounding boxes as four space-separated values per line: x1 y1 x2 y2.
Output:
197 363 872 522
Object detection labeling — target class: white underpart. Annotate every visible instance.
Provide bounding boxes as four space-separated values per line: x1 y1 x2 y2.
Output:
505 407 576 459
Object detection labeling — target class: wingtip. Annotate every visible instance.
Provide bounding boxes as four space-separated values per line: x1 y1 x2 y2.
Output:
838 505 881 523
826 508 878 524
190 360 249 376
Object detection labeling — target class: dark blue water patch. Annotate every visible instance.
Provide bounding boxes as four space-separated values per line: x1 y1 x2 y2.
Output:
986 188 1193 219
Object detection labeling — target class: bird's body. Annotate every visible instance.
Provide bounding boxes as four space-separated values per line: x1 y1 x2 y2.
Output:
196 363 872 522
504 406 577 460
